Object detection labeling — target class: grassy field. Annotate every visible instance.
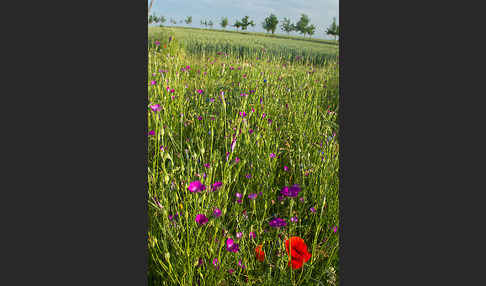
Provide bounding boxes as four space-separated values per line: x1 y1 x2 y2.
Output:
147 28 339 285
149 27 339 66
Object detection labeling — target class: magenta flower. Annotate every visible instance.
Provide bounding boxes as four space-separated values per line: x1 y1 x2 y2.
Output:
249 232 256 239
283 166 289 171
238 260 246 269
188 181 206 193
226 238 239 253
196 89 203 94
248 193 258 200
280 184 301 197
213 208 222 217
236 193 242 199
212 181 223 191
234 157 240 164
310 207 316 213
262 113 266 118
300 197 305 202
198 116 203 121
236 232 243 239
195 214 208 226
290 216 298 223
249 129 254 134
155 40 160 46
246 174 252 179
270 153 276 158
333 226 338 233
148 130 155 136
212 258 219 269
228 269 235 274
239 111 246 117
204 163 210 168
150 80 156 85
269 218 287 228
170 89 175 93
149 104 161 112
236 199 242 204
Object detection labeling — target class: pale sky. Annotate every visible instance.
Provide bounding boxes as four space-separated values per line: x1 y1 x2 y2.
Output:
148 0 339 40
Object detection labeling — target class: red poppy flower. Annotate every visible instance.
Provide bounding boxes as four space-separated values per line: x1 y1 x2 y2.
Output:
255 244 265 262
285 237 311 270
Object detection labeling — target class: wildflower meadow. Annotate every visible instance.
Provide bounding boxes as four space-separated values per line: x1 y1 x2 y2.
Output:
148 28 339 285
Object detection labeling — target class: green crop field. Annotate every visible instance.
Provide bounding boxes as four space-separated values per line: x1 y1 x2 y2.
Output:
147 27 339 285
149 27 339 66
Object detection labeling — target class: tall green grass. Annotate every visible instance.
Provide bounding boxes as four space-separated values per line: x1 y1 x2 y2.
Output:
148 31 339 285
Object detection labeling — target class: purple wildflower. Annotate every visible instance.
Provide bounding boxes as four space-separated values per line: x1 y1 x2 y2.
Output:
333 226 338 233
249 129 254 134
270 153 276 158
149 104 161 112
234 157 240 164
238 260 246 269
283 165 289 171
248 193 258 200
212 181 223 191
249 232 256 239
236 193 242 199
236 199 242 204
226 238 239 253
188 181 206 193
239 111 246 117
246 174 252 179
212 258 219 269
150 80 156 85
155 40 160 46
148 130 155 136
262 113 266 119
204 163 210 168
196 89 203 94
280 184 301 197
198 116 203 121
236 232 243 239
310 207 316 213
290 216 298 223
213 208 222 217
195 214 208 226
228 269 235 274
269 218 287 228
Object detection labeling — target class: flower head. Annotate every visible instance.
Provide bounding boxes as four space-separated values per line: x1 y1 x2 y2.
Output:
211 181 223 191
270 153 276 158
148 130 155 136
150 80 156 85
285 236 311 270
149 104 161 112
333 226 338 233
188 181 206 193
283 166 289 171
269 217 287 228
195 214 208 226
236 232 243 239
213 208 222 217
290 216 299 223
248 193 258 200
226 238 239 253
236 193 242 199
249 232 256 239
281 184 301 197
310 207 316 213
238 260 246 269
212 258 219 269
255 244 265 262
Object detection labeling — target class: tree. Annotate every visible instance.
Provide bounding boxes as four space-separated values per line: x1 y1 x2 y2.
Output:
295 14 311 37
281 17 294 35
148 14 156 25
233 21 242 31
159 16 166 25
262 14 279 34
235 16 255 30
326 17 339 40
208 20 214 29
306 24 316 38
170 18 177 25
185 16 192 25
220 17 229 29
201 19 207 28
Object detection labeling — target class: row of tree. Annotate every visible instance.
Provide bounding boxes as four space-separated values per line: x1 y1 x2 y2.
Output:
148 14 339 40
